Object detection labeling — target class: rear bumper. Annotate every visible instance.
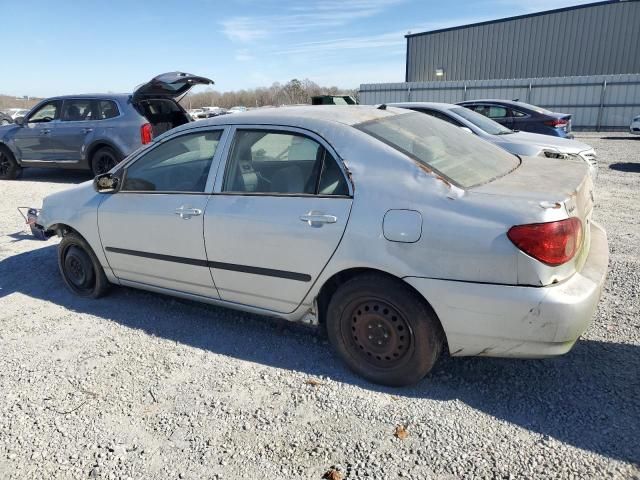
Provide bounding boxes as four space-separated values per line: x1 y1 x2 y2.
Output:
405 221 608 358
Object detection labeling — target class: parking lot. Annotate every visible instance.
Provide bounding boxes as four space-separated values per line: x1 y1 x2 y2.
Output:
0 134 638 479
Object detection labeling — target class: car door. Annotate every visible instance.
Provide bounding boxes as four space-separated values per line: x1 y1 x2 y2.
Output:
204 126 353 313
12 100 61 162
53 99 97 163
98 127 228 297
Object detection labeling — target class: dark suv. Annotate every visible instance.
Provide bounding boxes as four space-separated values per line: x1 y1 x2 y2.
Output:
0 72 212 180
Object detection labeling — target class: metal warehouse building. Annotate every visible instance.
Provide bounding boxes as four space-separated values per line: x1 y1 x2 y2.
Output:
405 0 640 82
361 0 640 130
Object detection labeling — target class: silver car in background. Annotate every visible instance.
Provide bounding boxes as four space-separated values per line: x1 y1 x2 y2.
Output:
33 106 608 386
631 114 640 135
390 102 598 179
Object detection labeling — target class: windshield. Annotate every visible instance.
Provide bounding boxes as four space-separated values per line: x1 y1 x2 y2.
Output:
356 112 520 188
451 107 513 135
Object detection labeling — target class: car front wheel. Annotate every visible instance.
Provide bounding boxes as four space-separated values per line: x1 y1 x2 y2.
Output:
58 233 110 298
0 146 23 180
326 274 444 387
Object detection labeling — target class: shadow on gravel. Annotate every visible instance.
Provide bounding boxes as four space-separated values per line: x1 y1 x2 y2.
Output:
609 162 640 173
17 168 90 184
1 244 639 464
601 136 640 141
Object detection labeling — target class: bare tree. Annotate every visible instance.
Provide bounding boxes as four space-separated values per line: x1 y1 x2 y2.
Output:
180 79 357 109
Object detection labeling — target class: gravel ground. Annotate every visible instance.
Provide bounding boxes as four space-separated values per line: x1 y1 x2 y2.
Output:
0 134 638 480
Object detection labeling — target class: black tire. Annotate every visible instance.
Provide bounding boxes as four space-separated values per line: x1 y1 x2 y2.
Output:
90 146 121 176
326 274 444 387
0 146 23 180
58 233 111 298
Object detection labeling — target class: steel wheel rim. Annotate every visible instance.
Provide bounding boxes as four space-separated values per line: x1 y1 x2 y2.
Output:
63 247 95 293
345 298 413 368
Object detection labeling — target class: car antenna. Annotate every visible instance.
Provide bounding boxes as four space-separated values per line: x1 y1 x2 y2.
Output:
512 98 519 102
377 104 387 110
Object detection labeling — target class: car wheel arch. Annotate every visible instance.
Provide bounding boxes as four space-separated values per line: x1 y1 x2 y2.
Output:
86 141 124 164
47 223 81 238
315 267 448 347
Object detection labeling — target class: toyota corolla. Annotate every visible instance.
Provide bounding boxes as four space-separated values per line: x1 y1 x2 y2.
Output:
32 106 608 386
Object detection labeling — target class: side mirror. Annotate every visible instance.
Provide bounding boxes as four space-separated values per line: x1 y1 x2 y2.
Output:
14 117 24 126
93 173 120 193
460 127 473 134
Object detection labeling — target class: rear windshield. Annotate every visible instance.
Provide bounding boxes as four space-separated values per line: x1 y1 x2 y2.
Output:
513 101 553 115
356 112 520 188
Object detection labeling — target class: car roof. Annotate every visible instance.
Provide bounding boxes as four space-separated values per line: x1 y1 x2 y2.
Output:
458 99 521 106
389 102 457 111
162 105 407 139
42 93 132 102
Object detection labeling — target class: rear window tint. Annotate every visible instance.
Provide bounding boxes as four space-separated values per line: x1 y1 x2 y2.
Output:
97 100 119 119
356 112 520 189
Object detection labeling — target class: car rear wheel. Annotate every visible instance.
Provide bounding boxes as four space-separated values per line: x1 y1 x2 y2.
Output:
326 274 444 387
58 233 110 298
0 146 22 180
90 146 121 176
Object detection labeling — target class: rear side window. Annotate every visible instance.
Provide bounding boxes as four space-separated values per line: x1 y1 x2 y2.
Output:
223 130 349 195
356 112 519 189
474 105 508 119
62 100 94 121
97 100 119 119
122 131 221 192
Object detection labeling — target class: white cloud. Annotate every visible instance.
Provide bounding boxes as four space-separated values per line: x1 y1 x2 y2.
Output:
221 0 405 43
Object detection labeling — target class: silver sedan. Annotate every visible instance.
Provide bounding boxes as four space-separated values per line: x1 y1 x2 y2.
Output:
34 106 608 386
389 102 599 179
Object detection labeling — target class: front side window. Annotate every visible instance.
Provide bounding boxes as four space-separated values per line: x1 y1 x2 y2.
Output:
122 130 222 192
28 101 59 123
356 112 520 189
223 130 349 195
97 100 119 119
62 100 94 122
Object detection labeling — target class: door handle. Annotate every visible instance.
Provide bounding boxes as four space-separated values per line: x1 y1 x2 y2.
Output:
40 129 51 135
174 206 203 220
82 128 93 133
300 211 337 227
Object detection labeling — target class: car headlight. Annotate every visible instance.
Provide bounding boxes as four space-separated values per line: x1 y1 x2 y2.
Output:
542 150 568 160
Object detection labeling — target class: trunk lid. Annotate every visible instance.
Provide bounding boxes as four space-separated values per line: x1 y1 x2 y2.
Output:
471 156 595 280
132 72 214 100
508 130 589 154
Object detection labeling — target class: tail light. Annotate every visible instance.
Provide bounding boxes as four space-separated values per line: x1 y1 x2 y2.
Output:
507 218 583 266
140 123 153 145
544 118 569 128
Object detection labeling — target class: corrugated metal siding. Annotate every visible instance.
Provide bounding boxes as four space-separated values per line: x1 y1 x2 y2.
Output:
406 1 640 82
359 74 640 130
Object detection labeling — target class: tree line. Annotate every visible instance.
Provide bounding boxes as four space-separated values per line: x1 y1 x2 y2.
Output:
180 78 359 109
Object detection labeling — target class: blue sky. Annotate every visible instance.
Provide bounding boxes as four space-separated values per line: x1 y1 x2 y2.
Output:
1 0 591 97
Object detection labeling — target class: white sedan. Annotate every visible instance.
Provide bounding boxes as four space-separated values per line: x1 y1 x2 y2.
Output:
33 106 608 386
